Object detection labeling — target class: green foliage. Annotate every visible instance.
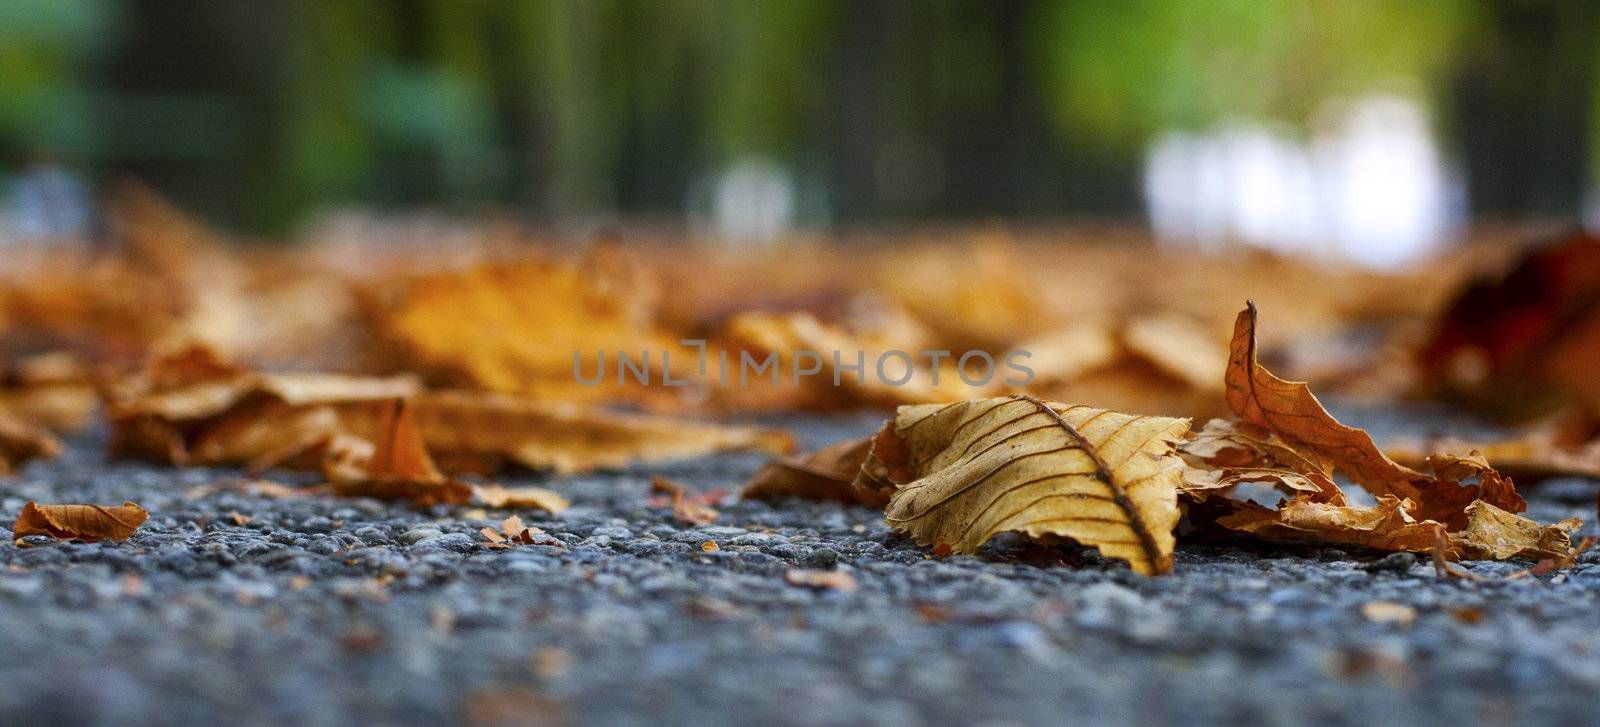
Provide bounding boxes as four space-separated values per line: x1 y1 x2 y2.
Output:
0 0 1589 230
1031 0 1478 145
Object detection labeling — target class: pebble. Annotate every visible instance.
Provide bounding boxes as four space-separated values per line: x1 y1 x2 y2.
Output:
401 527 445 545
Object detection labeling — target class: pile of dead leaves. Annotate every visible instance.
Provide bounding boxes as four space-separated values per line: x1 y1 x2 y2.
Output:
102 344 791 481
743 302 1589 576
3 190 1599 582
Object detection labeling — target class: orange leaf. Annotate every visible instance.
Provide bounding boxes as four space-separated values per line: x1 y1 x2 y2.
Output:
1225 301 1425 497
14 501 148 543
1216 496 1443 555
324 401 471 507
368 398 442 482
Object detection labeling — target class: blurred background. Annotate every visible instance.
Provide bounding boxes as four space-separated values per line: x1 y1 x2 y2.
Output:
1 0 1598 266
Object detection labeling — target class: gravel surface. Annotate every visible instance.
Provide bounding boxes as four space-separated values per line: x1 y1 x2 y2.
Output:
2 409 1599 727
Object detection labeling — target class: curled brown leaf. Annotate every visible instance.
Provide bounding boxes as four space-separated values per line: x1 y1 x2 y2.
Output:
740 435 883 505
1226 301 1426 497
14 501 148 543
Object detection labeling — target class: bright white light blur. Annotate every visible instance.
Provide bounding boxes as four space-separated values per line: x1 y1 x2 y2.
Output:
1144 94 1460 268
709 157 796 244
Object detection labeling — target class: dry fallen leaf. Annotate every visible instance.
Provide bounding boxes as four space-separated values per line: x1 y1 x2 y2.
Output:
723 310 985 409
740 435 882 505
109 346 793 476
1224 302 1526 527
13 501 148 543
649 476 720 525
364 257 692 408
481 514 563 549
1226 301 1426 497
1175 303 1568 564
1017 314 1227 419
872 235 1063 352
183 478 315 499
877 395 1191 575
0 351 98 432
1216 495 1446 555
1412 451 1527 530
325 399 472 506
0 413 63 475
1387 410 1600 484
401 390 794 475
1417 231 1600 416
1177 418 1343 504
106 343 420 467
1450 501 1579 561
470 484 570 514
783 569 858 592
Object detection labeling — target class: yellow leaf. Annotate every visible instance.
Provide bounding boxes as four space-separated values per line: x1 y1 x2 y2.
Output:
1450 501 1579 561
470 484 570 514
878 395 1190 575
365 258 688 407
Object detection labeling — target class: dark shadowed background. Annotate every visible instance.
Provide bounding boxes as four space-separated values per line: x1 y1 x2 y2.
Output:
1 0 1597 263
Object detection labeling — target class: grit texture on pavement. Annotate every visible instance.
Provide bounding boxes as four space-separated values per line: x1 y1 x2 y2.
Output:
1 410 1598 727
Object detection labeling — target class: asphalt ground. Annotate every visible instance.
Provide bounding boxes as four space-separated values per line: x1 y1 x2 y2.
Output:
1 408 1598 727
